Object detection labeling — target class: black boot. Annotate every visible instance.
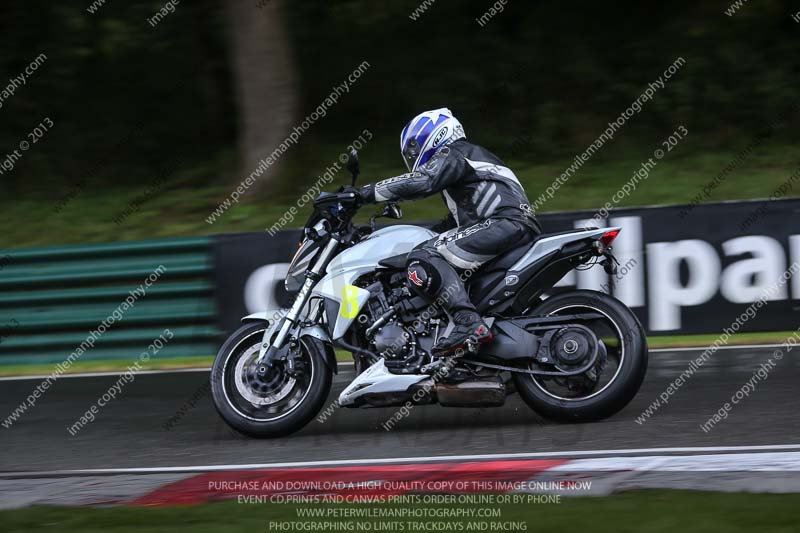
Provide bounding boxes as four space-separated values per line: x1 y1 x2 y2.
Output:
405 249 493 356
432 310 492 356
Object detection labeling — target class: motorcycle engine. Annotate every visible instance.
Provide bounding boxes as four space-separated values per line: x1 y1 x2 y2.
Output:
355 274 433 373
371 322 414 359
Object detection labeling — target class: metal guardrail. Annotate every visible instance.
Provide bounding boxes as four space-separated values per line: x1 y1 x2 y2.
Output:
0 237 220 365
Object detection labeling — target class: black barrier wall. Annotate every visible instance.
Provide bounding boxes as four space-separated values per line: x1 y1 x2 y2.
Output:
214 230 302 334
214 199 800 337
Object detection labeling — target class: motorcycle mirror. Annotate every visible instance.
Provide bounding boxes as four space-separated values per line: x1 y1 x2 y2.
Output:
346 149 360 186
382 202 402 220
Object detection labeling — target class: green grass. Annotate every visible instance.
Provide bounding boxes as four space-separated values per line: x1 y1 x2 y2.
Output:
0 331 792 377
646 330 795 349
1 491 799 532
2 143 797 250
0 355 215 377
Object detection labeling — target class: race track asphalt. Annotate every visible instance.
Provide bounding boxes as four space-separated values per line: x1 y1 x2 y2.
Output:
1 346 798 473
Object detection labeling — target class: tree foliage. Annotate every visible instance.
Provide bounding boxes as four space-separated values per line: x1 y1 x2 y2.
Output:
0 0 797 197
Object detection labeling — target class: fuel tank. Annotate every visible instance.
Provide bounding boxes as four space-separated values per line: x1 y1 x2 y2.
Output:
326 225 436 275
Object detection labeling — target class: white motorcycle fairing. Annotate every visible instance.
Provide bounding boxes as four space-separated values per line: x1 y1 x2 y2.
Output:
338 358 428 406
311 225 435 340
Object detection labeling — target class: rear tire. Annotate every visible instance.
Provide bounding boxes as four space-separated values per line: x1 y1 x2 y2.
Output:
211 322 332 438
514 290 647 422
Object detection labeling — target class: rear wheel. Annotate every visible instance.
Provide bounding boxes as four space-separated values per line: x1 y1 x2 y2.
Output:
513 290 647 422
211 322 332 437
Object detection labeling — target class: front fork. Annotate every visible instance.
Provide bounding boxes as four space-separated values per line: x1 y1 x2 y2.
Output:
256 237 339 370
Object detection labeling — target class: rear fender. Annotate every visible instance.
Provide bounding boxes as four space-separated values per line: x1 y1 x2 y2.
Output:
502 227 618 314
473 229 613 315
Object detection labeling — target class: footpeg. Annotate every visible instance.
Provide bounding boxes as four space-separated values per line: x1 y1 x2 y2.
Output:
466 338 480 354
420 357 455 376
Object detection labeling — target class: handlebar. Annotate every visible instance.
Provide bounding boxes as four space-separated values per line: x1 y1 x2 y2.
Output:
310 189 401 242
312 190 362 209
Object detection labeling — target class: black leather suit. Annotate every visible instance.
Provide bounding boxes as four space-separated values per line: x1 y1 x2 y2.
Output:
361 139 542 323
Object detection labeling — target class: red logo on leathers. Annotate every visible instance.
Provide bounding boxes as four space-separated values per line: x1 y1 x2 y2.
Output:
408 270 424 286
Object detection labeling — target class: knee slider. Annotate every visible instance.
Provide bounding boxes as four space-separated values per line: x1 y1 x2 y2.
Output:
406 251 442 296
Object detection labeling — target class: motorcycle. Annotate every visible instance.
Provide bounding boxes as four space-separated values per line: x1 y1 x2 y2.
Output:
211 150 648 437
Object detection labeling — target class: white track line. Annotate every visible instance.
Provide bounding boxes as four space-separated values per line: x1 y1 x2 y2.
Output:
649 343 787 353
3 444 800 478
0 343 787 382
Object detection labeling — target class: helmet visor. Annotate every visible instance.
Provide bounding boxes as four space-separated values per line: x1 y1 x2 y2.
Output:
402 138 420 172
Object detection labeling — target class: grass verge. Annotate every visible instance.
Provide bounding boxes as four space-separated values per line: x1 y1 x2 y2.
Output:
645 330 794 349
2 143 797 249
0 356 215 378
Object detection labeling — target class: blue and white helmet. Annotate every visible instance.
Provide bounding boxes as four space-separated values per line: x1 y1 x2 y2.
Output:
400 108 465 172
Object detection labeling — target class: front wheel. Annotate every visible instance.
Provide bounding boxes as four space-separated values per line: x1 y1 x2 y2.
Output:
211 322 332 438
514 290 648 422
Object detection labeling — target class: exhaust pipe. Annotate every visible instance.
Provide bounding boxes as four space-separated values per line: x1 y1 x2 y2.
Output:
435 377 506 407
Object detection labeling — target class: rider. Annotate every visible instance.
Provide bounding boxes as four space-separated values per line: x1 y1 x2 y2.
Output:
358 108 542 355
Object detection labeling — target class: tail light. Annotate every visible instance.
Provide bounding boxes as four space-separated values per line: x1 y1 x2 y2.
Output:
600 229 620 246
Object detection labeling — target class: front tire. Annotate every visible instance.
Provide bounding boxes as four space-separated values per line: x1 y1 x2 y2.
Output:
211 322 332 438
514 290 648 422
